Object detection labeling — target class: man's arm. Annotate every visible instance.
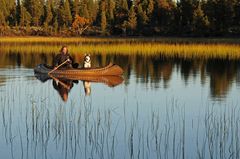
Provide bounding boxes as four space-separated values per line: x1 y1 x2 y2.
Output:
53 54 60 67
68 55 74 64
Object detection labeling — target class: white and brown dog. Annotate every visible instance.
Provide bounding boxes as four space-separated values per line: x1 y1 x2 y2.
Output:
83 54 91 68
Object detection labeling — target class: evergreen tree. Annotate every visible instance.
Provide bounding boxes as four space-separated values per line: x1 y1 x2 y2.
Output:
220 0 235 33
234 0 240 27
5 0 15 11
0 0 239 36
16 0 21 25
87 0 98 22
204 0 235 35
0 0 8 20
20 6 32 26
0 11 6 26
73 0 80 16
178 0 195 34
53 16 59 33
64 0 72 26
203 0 217 34
122 0 129 11
127 5 137 34
59 0 72 27
8 1 17 26
137 3 148 26
44 0 53 28
147 0 154 17
192 2 209 35
101 11 107 33
107 0 115 21
79 0 90 18
141 0 148 11
82 5 90 19
100 0 107 34
57 0 65 26
152 0 176 34
114 0 129 34
23 0 44 26
22 0 31 13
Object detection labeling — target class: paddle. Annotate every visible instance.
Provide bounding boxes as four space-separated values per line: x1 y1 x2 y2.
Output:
48 59 70 75
49 74 71 90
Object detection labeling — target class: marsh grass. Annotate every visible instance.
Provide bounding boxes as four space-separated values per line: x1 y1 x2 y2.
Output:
1 91 240 159
0 37 240 59
1 75 240 159
1 37 240 44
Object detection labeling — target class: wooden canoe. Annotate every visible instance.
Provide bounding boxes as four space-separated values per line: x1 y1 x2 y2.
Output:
34 63 124 76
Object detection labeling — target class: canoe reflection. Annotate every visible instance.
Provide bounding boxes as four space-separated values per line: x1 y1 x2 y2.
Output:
35 74 124 101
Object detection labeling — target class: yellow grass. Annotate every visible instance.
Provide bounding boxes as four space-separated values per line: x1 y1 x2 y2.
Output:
0 37 240 59
1 36 240 44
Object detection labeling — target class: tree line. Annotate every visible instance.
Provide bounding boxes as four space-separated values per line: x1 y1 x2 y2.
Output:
0 0 240 36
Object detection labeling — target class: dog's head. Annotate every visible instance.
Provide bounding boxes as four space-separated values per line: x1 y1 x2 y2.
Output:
84 54 91 63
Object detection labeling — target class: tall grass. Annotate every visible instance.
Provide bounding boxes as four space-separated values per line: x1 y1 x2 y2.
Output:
0 37 240 59
1 91 240 159
1 37 240 44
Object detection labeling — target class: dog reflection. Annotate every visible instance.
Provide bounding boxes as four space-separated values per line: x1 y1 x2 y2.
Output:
83 81 91 96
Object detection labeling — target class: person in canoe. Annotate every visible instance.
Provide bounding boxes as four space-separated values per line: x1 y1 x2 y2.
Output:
53 46 79 69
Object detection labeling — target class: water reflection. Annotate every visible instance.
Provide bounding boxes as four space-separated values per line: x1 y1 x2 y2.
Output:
0 76 6 86
35 73 123 101
83 81 91 96
1 52 240 100
52 76 75 102
1 51 240 159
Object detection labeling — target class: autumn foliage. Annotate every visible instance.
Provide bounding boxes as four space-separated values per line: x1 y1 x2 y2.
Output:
0 0 240 36
72 15 90 35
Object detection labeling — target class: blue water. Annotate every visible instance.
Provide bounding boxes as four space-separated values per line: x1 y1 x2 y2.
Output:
0 54 240 159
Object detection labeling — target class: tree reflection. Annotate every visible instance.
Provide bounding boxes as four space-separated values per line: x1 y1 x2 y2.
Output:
1 52 240 100
206 60 238 99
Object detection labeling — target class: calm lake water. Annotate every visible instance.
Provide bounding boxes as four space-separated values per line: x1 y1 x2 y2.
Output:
1 48 240 159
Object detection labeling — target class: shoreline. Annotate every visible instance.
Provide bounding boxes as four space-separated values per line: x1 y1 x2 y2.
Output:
0 36 240 44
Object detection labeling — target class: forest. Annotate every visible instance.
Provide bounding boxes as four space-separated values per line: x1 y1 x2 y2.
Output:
0 0 239 36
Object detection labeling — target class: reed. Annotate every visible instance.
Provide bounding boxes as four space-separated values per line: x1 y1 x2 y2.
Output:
1 85 240 159
0 37 240 59
0 37 240 44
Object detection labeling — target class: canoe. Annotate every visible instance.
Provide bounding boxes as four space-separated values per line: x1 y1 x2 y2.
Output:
34 63 124 76
35 73 124 87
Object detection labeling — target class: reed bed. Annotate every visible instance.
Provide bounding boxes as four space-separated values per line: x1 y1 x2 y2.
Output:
1 42 240 59
1 86 240 159
1 37 240 60
0 37 240 44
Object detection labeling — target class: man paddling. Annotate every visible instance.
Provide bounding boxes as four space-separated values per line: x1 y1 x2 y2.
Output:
53 46 78 69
